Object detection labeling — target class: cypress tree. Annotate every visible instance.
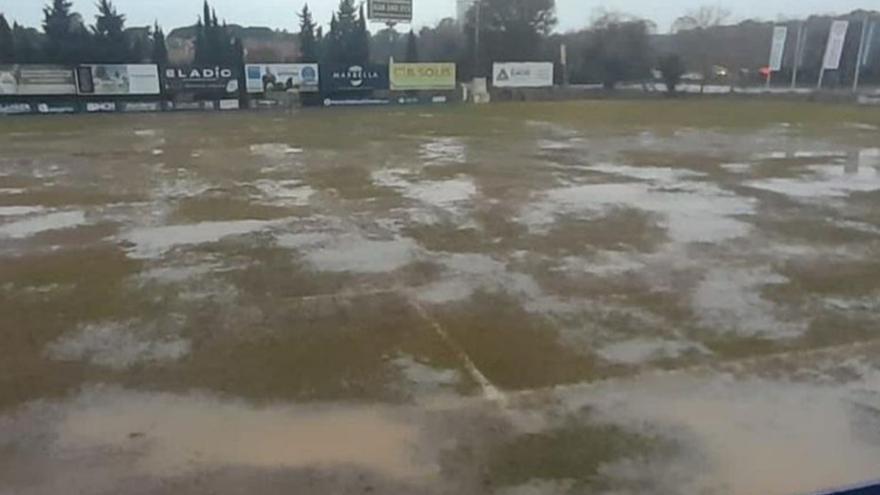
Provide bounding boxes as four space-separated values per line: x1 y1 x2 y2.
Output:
43 0 76 63
12 23 38 63
151 22 168 66
297 4 318 63
194 16 206 64
0 14 14 63
92 0 127 62
352 3 370 65
405 30 418 62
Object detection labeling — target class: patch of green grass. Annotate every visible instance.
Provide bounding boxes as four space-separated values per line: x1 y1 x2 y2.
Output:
170 197 297 222
754 216 879 244
0 187 145 207
770 259 880 299
139 292 477 402
306 164 400 200
404 223 486 253
527 208 667 255
486 421 662 489
431 292 599 389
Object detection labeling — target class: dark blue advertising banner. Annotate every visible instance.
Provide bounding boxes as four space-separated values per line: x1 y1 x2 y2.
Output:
0 102 36 115
163 66 240 100
320 64 389 94
35 102 78 114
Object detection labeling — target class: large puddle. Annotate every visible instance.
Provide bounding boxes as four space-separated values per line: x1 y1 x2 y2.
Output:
519 180 756 243
748 160 880 199
119 219 281 259
0 210 87 239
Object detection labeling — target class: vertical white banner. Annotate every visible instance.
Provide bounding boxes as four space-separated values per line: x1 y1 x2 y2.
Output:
769 26 788 71
823 20 850 70
863 22 876 65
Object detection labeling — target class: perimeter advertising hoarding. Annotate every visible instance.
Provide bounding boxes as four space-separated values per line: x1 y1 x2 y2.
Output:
390 63 456 91
320 64 389 93
120 101 162 112
0 65 77 95
0 102 78 115
35 102 78 114
85 102 118 113
76 65 161 95
245 64 319 93
0 102 36 115
164 66 240 99
368 0 412 23
492 62 554 88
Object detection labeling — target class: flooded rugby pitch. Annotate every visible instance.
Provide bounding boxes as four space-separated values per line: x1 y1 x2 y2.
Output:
2 100 880 494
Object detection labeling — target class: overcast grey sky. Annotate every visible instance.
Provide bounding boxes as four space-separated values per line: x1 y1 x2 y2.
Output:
0 0 871 34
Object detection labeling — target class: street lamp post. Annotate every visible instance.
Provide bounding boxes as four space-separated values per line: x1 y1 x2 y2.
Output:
473 0 481 77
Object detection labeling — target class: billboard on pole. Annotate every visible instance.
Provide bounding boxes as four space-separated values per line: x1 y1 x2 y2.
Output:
492 62 554 88
0 65 77 95
390 63 456 90
368 0 412 23
823 20 850 70
768 26 788 71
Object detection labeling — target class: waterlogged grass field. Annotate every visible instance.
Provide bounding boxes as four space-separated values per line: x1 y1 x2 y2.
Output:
2 100 880 494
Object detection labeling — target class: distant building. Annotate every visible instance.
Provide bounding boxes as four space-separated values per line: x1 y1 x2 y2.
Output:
456 0 476 24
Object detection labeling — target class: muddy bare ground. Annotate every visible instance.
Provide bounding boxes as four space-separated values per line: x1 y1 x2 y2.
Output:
2 101 880 495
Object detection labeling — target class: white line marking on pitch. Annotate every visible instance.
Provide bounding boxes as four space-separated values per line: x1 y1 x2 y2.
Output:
408 297 507 406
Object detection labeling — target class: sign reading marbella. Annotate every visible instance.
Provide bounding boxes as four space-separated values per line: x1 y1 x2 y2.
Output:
368 0 412 23
326 65 388 91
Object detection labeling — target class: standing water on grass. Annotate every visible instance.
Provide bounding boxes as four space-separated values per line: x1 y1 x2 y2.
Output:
3 2 880 492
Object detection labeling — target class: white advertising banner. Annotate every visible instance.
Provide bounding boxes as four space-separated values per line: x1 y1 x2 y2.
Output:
245 64 319 94
769 26 788 71
77 64 160 95
492 62 554 88
823 20 850 70
0 65 77 95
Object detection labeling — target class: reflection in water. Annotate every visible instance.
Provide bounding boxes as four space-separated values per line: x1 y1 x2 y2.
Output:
118 219 281 259
555 368 880 495
747 151 880 199
0 210 87 239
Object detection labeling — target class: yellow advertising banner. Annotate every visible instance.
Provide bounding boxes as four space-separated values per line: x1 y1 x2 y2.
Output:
390 63 456 91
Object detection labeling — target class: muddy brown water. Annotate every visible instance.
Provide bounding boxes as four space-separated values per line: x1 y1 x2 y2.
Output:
2 101 880 494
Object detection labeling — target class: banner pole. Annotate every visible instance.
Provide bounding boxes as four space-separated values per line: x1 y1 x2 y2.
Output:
853 14 869 93
791 22 804 90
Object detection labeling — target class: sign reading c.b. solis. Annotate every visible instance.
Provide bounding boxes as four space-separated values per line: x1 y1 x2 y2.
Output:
320 64 389 93
390 63 456 91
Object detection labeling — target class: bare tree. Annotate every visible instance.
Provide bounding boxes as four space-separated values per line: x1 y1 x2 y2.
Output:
672 4 731 93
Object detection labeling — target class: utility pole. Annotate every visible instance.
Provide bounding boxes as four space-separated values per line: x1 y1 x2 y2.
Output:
473 0 481 77
853 14 869 93
561 43 569 86
387 21 397 66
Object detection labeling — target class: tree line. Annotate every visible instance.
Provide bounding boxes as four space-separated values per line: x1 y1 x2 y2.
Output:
3 0 878 91
0 0 241 67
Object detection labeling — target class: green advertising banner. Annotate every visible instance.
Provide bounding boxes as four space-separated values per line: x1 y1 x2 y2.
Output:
390 63 456 91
